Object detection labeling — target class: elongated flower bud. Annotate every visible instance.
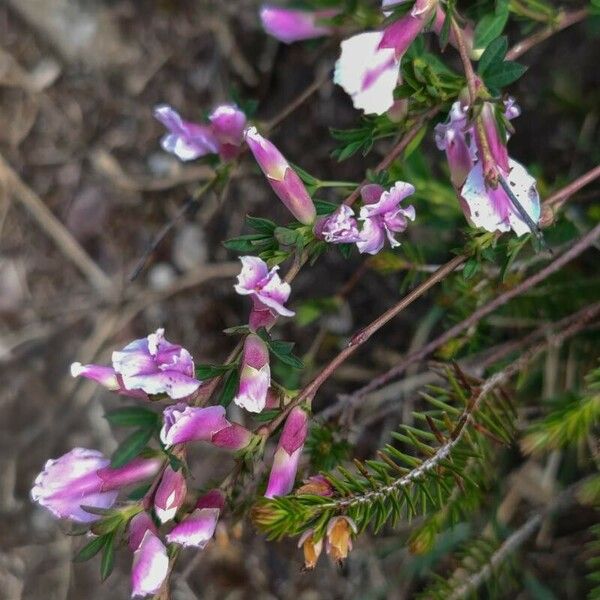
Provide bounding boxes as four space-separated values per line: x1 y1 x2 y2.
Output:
128 511 158 551
265 407 308 498
234 334 271 413
166 489 225 548
153 466 187 523
379 0 437 58
260 6 336 44
245 127 316 225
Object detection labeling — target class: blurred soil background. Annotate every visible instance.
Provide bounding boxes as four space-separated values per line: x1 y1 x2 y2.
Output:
0 1 598 599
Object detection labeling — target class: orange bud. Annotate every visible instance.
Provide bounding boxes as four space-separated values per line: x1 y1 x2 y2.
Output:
298 529 323 570
325 516 357 563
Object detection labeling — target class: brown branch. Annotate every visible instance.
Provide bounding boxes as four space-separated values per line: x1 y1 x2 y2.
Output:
259 255 467 436
328 304 599 511
506 8 588 61
343 222 600 403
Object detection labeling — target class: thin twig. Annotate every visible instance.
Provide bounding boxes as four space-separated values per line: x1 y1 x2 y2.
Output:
128 175 219 281
260 255 467 436
506 8 588 61
343 222 600 403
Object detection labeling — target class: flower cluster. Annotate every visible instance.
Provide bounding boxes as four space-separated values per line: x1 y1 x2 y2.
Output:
315 181 416 255
435 96 540 235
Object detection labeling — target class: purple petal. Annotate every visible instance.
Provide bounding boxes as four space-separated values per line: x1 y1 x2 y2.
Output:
234 256 271 295
128 512 158 551
209 104 246 147
165 507 220 548
211 423 254 451
70 362 120 390
279 407 308 455
234 364 271 413
154 466 187 523
356 217 386 255
160 404 229 448
268 167 316 225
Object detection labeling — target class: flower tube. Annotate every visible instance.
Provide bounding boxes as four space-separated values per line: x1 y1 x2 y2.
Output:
265 407 308 498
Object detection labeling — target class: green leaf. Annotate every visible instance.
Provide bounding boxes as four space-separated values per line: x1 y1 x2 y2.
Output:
314 199 339 216
195 363 235 380
463 257 480 280
483 61 528 89
274 227 300 246
477 36 508 75
246 215 277 235
74 535 107 562
474 0 509 50
218 369 239 407
111 428 154 468
104 407 159 429
223 234 273 252
100 534 116 581
268 340 304 369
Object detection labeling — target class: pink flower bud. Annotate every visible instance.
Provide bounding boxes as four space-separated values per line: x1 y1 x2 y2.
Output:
166 489 224 548
379 0 435 58
31 449 162 523
234 334 271 413
128 512 158 551
234 256 294 320
209 104 247 160
131 531 169 598
244 127 316 224
260 6 337 44
153 466 187 523
476 102 510 180
265 407 308 498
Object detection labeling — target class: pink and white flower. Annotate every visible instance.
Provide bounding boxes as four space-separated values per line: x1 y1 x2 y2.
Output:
154 104 246 162
234 256 294 321
166 489 224 548
153 466 187 524
111 328 201 400
245 127 316 224
131 530 169 598
265 407 308 498
314 205 361 244
334 32 400 115
260 6 336 44
160 403 253 451
356 182 416 255
31 448 162 523
234 334 271 413
72 329 201 401
461 158 541 237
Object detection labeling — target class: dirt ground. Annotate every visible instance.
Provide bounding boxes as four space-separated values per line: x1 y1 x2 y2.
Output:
0 1 598 599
